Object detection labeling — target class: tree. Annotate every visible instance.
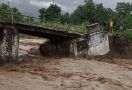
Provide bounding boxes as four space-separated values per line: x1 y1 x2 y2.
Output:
0 3 11 12
0 3 22 22
116 2 132 18
38 4 61 22
70 5 86 24
45 4 61 22
84 0 96 23
39 8 46 22
12 7 23 22
70 0 95 24
124 14 132 29
94 3 107 23
60 12 70 24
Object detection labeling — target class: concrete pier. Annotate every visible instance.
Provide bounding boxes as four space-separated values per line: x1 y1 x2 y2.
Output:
39 39 88 57
39 40 77 57
0 26 19 64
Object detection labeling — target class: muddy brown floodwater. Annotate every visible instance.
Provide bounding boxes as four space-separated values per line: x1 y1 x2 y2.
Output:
0 38 132 90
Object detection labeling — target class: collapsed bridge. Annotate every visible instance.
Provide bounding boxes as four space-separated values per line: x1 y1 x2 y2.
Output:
0 12 110 64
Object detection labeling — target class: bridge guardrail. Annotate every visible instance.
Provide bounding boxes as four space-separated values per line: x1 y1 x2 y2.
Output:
0 11 55 26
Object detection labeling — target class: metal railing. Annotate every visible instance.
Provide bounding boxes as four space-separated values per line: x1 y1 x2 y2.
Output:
0 11 42 24
0 11 51 28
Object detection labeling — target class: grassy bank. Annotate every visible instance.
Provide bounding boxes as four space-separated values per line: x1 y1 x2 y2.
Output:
114 29 132 41
23 22 87 34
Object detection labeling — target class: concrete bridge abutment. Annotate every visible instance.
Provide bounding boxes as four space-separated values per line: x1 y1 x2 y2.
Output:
0 26 19 64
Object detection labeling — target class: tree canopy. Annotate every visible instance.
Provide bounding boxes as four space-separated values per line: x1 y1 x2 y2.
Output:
39 4 61 22
0 0 132 30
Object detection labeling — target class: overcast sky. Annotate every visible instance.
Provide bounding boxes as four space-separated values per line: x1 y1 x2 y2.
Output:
0 0 132 17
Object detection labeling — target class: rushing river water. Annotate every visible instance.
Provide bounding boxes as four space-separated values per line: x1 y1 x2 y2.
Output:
18 39 46 56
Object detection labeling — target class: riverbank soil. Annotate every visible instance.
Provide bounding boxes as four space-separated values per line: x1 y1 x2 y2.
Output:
0 37 132 90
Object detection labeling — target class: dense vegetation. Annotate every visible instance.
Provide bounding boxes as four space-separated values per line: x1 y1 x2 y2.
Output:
0 0 132 34
38 0 132 30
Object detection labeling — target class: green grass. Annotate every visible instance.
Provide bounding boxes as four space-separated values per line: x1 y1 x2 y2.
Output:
18 21 87 35
41 22 87 34
114 29 132 41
